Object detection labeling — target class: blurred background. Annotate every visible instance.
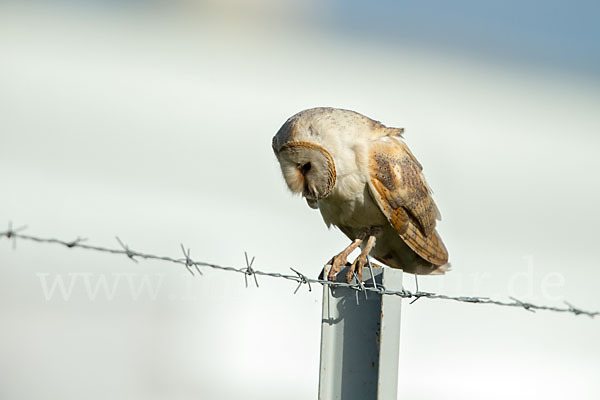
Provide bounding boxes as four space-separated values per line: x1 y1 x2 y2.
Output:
1 1 599 399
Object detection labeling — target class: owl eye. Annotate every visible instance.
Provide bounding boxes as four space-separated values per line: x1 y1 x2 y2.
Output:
301 162 312 173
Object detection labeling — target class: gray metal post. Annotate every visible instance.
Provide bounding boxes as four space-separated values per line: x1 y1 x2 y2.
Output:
318 264 403 400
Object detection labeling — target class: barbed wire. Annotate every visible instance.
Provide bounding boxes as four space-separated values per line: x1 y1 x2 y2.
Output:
1 223 598 318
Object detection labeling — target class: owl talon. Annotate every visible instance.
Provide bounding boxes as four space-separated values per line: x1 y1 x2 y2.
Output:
324 238 364 281
346 235 377 284
346 255 367 284
326 256 349 281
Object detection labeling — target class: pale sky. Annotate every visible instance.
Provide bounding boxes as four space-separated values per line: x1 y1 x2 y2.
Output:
1 2 599 399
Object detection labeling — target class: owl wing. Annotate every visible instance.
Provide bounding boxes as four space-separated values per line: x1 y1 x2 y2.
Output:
367 135 448 266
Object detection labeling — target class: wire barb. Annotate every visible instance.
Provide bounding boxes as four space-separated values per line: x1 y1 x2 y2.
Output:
243 252 259 288
115 236 138 263
1 225 598 318
3 221 28 249
180 244 202 276
353 271 368 303
564 301 583 316
291 267 311 294
366 256 378 291
509 296 536 313
67 237 87 248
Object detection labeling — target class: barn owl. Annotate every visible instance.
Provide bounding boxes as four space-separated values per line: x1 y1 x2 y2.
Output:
272 107 449 283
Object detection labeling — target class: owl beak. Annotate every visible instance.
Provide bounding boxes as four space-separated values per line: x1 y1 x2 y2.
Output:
303 187 315 200
303 181 317 200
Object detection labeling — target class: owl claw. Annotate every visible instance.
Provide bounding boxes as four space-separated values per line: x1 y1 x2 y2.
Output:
346 235 377 284
346 254 367 284
323 238 364 282
325 255 350 281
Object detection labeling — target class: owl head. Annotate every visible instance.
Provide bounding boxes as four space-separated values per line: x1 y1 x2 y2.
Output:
272 110 339 200
273 140 336 200
273 107 397 201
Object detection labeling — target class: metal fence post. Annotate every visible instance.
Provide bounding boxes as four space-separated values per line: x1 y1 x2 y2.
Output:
318 264 403 400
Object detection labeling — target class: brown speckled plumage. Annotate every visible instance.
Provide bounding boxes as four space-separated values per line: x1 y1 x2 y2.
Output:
368 139 448 266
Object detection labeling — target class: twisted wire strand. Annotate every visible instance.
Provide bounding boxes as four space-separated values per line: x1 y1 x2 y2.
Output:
1 225 597 318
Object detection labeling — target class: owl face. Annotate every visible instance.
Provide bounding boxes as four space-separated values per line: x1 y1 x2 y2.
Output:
275 141 336 200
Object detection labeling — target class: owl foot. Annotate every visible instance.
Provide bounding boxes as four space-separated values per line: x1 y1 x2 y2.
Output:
345 235 377 284
324 238 363 281
346 254 367 283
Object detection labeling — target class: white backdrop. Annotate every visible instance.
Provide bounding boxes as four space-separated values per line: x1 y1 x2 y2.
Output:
1 2 599 399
